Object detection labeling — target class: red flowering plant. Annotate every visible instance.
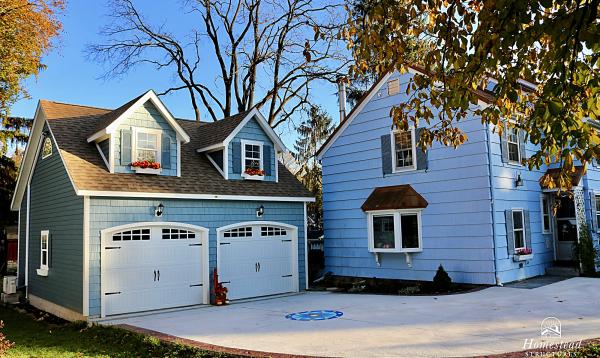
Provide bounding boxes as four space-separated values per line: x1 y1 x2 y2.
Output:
515 247 533 255
244 167 265 176
131 160 161 169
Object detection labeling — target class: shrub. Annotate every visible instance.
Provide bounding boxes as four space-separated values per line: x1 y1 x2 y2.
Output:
432 264 452 292
0 320 14 354
574 224 599 276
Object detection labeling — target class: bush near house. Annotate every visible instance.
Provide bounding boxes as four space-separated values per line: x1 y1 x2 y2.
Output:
0 304 236 357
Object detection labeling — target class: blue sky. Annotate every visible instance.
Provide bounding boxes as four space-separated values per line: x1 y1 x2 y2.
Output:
11 1 344 149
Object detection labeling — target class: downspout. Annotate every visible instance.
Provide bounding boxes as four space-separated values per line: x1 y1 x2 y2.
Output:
485 122 501 286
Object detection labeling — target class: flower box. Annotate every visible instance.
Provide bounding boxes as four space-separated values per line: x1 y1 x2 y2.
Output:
133 167 161 175
243 168 265 180
513 254 533 262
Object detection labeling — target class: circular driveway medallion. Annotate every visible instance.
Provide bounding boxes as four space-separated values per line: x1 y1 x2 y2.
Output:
285 310 343 321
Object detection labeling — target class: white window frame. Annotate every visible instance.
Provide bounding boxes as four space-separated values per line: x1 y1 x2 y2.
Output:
42 137 53 159
240 139 264 180
506 126 522 165
131 127 162 164
37 230 49 276
367 209 423 253
391 128 417 173
512 209 527 250
540 195 552 234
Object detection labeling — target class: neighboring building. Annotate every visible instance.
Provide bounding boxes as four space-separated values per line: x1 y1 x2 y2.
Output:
317 69 599 286
11 90 313 321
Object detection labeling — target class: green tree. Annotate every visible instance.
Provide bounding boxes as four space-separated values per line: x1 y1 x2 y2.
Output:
293 106 335 230
344 0 600 190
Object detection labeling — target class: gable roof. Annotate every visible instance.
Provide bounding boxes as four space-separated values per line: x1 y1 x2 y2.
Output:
11 99 312 210
86 90 191 143
316 66 496 160
194 110 250 151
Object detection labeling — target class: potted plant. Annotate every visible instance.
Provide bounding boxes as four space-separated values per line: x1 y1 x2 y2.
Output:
130 160 161 174
513 247 533 261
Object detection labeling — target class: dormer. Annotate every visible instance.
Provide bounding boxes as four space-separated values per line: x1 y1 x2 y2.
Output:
196 108 286 182
86 90 190 176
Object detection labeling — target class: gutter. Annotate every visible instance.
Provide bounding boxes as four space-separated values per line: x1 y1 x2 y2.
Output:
485 122 501 286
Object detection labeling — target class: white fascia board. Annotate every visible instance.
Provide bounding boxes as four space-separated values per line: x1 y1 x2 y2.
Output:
87 90 190 143
46 124 80 196
317 72 392 160
196 143 225 153
223 108 288 152
77 190 315 202
11 102 44 211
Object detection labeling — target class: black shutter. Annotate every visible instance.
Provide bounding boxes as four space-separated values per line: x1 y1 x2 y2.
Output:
232 141 242 174
161 135 171 169
505 210 515 254
415 128 428 170
381 134 392 175
263 145 272 176
121 129 132 165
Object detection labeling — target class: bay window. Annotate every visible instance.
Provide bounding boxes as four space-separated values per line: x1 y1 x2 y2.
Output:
368 210 422 253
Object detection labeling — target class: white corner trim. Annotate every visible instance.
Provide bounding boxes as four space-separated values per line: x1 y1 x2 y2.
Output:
16 209 20 283
303 202 309 290
317 73 392 160
83 196 90 316
75 190 316 202
25 184 30 292
177 140 181 177
87 90 190 144
96 142 110 170
205 153 226 179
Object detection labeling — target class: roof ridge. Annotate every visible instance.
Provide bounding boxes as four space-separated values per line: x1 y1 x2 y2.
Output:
41 99 113 111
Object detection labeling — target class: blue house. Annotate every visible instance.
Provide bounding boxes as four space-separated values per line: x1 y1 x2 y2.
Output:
11 90 313 321
318 69 599 286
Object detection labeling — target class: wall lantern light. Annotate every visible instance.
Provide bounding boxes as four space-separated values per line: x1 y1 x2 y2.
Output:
515 172 524 187
155 203 164 217
256 205 265 218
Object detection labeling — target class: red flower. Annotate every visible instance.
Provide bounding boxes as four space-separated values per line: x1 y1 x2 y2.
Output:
515 248 532 255
131 160 161 169
244 168 265 176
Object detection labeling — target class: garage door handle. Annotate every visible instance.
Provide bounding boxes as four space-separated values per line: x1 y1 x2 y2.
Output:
154 270 156 281
157 270 160 281
189 243 202 246
105 291 121 295
105 246 121 250
281 239 292 242
189 283 203 287
220 242 231 245
258 262 261 272
220 281 230 284
282 274 292 278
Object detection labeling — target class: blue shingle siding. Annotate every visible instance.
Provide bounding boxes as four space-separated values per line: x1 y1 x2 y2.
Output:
17 189 27 287
227 118 276 181
87 198 305 317
27 124 84 312
321 71 497 285
113 101 178 176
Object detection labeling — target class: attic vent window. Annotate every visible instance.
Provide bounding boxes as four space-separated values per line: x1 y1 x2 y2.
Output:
42 137 52 159
388 79 400 95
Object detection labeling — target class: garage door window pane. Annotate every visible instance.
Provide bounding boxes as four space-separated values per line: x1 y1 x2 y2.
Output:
223 227 252 237
261 226 287 236
373 215 395 249
162 228 196 240
113 229 150 241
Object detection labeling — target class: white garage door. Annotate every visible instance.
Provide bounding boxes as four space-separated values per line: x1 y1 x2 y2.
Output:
101 223 208 317
217 222 298 300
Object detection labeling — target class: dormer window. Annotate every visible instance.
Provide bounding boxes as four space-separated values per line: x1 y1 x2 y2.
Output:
241 139 264 180
135 131 160 162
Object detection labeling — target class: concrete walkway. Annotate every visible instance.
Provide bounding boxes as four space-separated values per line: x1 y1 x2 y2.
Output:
104 278 600 357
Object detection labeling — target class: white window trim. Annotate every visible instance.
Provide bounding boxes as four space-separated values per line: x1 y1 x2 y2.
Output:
367 209 423 253
131 127 162 166
41 137 52 159
540 195 552 234
506 126 522 165
240 139 264 180
512 209 527 250
391 128 417 173
37 230 49 276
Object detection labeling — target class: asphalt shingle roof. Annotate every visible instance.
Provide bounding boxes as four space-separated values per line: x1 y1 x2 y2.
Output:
40 100 312 199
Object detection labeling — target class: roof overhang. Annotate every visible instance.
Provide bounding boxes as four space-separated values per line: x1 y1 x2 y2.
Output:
361 184 428 212
86 90 191 144
539 166 586 190
196 107 287 153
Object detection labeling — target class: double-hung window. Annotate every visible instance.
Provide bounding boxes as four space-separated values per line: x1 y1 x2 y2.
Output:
392 129 417 172
368 210 422 253
135 131 160 162
37 230 50 276
507 127 521 163
512 210 526 250
241 139 263 179
541 196 552 234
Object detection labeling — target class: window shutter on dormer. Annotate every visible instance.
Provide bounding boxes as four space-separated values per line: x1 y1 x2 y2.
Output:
505 210 515 254
263 145 272 176
415 128 428 170
161 135 171 169
381 134 392 175
500 127 509 163
232 141 242 174
121 129 132 165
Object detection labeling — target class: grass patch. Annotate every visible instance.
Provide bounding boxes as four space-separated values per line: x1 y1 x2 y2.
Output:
0 304 237 357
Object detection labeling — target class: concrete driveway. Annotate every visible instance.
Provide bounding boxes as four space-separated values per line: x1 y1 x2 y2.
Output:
103 278 600 357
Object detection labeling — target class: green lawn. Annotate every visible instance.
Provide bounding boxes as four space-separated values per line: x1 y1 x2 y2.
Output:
0 305 235 357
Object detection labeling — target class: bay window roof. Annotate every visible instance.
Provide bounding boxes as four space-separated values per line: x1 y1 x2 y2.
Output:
361 184 428 212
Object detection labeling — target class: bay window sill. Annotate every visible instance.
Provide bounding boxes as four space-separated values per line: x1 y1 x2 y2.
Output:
36 268 49 276
368 248 422 254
